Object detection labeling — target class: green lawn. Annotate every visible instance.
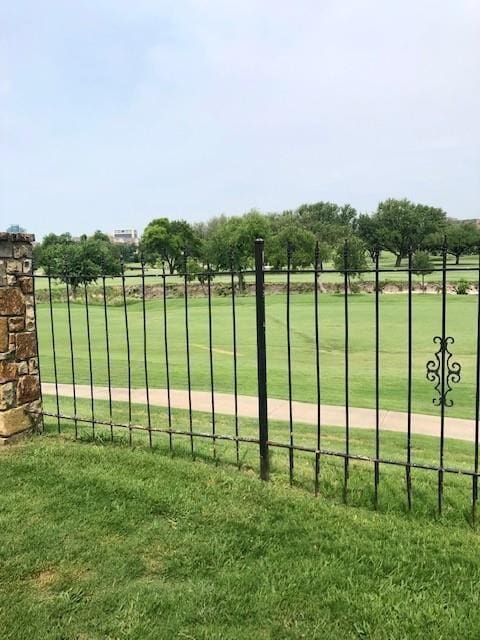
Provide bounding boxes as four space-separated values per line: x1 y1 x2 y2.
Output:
37 292 479 420
18 253 480 639
1 410 480 639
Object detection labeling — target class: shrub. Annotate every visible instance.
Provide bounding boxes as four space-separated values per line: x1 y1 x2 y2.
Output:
456 279 469 295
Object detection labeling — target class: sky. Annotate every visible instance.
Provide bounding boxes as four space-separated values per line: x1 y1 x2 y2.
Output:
1 0 479 239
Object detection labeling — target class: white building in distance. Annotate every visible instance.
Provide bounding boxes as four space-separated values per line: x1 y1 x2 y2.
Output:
110 229 139 245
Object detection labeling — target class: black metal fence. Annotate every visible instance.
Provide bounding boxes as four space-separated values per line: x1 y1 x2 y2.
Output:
31 239 480 520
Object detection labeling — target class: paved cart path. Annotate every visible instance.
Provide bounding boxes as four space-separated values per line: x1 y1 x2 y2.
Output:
42 383 477 443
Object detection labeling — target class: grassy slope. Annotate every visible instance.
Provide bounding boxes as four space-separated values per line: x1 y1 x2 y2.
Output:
37 293 479 419
1 425 480 640
43 395 479 481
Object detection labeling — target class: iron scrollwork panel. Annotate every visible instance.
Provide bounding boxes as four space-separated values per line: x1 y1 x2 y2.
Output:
426 336 462 408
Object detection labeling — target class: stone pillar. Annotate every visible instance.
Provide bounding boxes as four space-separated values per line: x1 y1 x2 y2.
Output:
0 232 42 444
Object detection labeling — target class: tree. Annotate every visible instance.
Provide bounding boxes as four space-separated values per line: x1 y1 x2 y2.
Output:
296 201 357 229
117 242 139 264
412 251 434 292
445 222 479 264
92 230 111 242
333 237 368 289
36 234 121 292
266 225 316 269
296 201 357 247
372 199 447 266
141 218 200 273
183 257 212 292
203 210 269 290
357 213 382 262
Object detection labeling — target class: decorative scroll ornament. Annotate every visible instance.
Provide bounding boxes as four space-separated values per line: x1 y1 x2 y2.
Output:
426 336 461 407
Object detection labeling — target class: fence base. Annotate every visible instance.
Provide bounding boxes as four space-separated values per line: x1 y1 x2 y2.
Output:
0 427 35 446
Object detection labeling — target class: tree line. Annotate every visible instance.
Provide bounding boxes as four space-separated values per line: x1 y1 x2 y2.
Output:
34 198 480 288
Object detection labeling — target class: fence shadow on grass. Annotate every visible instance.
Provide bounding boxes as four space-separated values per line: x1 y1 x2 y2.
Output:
39 394 473 528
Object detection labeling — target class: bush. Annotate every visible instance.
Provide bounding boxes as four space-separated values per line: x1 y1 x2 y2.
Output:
456 279 470 295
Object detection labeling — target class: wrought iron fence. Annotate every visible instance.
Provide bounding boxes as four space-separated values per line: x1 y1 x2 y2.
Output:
31 239 480 520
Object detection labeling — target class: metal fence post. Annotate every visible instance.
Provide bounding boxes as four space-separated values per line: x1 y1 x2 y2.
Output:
255 238 269 480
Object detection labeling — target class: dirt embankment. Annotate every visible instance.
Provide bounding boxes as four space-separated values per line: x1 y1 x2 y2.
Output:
35 279 479 304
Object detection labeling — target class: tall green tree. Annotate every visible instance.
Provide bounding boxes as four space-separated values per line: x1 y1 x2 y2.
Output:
333 237 368 289
357 213 382 262
296 201 357 246
296 201 357 228
266 225 316 269
203 210 269 290
36 234 121 291
373 198 446 266
117 242 139 264
445 222 479 264
412 251 434 291
141 218 200 273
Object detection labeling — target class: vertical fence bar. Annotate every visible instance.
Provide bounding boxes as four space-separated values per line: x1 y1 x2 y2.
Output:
183 250 194 458
207 263 216 460
102 276 113 441
255 239 269 481
473 247 480 525
438 238 448 515
31 268 45 432
286 243 294 485
47 275 61 432
121 260 133 445
84 282 95 438
374 247 380 509
406 248 413 509
314 242 321 495
65 276 78 439
343 240 350 502
230 258 240 468
141 259 152 447
161 263 173 450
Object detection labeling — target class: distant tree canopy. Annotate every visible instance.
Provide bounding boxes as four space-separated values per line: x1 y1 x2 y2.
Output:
412 251 434 290
368 199 447 266
136 198 466 277
201 210 269 289
116 242 139 264
141 218 200 273
430 221 479 264
332 236 368 286
204 211 268 269
357 213 383 262
35 232 121 290
266 224 316 270
36 198 467 287
296 202 357 241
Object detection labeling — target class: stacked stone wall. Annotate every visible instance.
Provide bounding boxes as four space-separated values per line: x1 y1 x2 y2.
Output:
0 233 42 443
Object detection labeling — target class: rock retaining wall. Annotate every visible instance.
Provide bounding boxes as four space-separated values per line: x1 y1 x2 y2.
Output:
0 233 42 444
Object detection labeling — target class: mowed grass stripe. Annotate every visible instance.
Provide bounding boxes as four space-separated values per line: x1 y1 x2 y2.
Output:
37 294 479 421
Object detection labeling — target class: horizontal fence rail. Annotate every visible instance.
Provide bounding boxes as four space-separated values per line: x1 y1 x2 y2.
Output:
30 240 480 523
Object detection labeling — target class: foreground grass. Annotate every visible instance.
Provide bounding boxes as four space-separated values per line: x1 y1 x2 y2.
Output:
1 422 480 639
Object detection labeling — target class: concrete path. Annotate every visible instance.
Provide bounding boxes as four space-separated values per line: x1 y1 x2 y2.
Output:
42 383 477 443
